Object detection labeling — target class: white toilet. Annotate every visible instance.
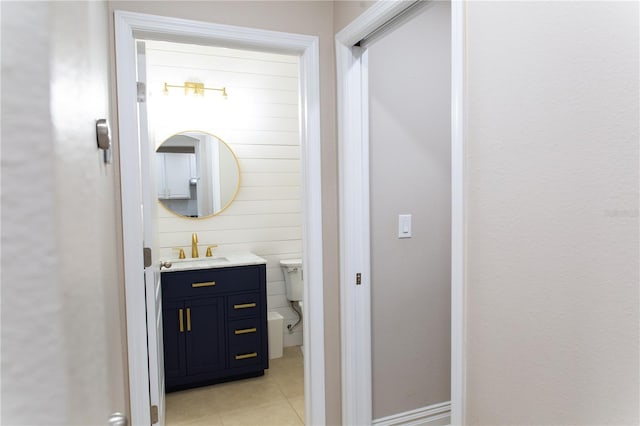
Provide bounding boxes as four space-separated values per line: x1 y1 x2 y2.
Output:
280 258 303 303
280 259 304 352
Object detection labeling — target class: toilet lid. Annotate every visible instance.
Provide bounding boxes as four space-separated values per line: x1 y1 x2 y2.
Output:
280 259 302 267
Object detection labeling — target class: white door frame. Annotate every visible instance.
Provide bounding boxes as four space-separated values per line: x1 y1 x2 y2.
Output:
114 11 325 425
335 1 466 424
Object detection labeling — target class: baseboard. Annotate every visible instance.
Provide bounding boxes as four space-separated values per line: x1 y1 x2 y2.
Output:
372 401 451 426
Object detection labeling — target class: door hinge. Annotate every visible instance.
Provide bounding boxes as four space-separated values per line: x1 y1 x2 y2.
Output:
143 247 152 268
137 81 146 103
150 405 158 424
356 273 361 285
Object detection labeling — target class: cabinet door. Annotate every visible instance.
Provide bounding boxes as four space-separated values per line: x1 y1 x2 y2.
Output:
164 153 192 199
185 297 225 376
156 152 168 198
162 300 187 379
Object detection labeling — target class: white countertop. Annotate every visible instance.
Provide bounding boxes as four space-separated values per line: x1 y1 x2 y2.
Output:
160 252 267 273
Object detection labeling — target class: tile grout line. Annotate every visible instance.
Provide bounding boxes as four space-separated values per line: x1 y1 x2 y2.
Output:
285 396 305 425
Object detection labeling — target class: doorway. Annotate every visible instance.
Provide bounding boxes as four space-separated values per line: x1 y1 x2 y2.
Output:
114 11 325 425
143 39 306 424
336 1 465 425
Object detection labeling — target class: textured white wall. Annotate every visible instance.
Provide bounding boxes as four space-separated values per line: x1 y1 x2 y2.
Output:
465 2 639 424
1 1 128 424
50 2 129 422
1 3 68 423
145 41 303 347
368 1 451 419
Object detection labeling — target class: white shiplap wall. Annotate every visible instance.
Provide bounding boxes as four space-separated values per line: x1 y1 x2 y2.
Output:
145 41 302 347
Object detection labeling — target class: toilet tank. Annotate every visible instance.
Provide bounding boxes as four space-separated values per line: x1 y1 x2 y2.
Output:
280 259 303 302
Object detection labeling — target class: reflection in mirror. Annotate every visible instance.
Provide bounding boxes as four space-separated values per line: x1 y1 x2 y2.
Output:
156 131 240 218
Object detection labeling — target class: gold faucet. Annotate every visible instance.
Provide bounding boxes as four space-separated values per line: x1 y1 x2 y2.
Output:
173 247 186 259
206 245 218 257
191 233 199 258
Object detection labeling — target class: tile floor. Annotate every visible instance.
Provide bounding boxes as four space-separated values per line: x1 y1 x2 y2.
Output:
166 346 304 426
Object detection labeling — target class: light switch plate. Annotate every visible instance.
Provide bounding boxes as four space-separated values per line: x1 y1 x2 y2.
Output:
398 214 412 238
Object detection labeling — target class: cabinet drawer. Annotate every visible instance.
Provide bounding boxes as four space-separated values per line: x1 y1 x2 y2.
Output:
227 293 260 319
229 318 262 368
162 266 260 299
228 318 261 354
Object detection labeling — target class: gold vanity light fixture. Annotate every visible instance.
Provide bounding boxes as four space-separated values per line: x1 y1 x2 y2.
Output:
163 81 228 98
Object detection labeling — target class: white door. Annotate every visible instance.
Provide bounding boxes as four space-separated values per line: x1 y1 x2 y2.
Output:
137 40 166 425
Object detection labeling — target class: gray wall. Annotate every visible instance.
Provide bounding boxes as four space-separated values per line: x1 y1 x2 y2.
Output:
368 1 451 419
465 1 639 424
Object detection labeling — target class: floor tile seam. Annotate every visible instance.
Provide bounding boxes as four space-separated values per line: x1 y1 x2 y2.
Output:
213 387 289 417
273 378 302 398
284 395 305 424
218 399 299 425
167 411 223 426
209 379 279 395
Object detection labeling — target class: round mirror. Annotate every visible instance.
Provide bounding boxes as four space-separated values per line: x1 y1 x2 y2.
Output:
156 131 240 218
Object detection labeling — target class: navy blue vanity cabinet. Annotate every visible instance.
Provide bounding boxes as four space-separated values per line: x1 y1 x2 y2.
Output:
161 264 268 392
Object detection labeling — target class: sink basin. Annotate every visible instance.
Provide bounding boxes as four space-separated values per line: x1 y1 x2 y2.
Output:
162 257 229 271
173 257 229 264
160 252 267 272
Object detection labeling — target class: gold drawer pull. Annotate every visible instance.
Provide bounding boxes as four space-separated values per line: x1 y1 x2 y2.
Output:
233 303 256 310
235 352 258 360
186 308 191 332
192 281 216 288
234 327 257 335
179 308 184 333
